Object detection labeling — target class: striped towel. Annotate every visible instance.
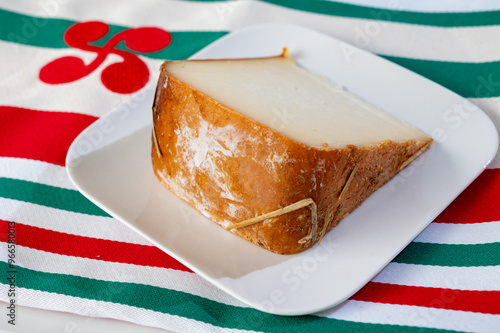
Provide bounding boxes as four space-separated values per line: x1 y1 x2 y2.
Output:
1 1 499 332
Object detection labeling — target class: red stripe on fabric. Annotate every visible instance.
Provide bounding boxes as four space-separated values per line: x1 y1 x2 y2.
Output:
352 282 500 315
0 219 192 272
434 168 500 224
0 106 97 166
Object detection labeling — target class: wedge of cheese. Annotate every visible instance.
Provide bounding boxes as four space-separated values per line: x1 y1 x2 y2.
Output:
152 53 432 254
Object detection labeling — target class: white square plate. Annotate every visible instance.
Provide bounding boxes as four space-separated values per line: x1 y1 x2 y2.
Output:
67 23 498 315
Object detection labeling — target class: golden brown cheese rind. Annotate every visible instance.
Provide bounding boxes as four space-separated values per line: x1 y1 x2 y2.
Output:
152 62 432 254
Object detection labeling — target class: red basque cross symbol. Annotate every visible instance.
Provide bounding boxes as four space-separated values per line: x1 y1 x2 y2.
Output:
39 21 171 94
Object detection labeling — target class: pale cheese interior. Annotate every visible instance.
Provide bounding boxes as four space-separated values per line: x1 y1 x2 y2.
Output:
163 57 428 148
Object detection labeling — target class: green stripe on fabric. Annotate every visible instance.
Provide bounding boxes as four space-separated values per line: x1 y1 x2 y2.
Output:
0 177 109 217
3 263 457 333
259 0 500 27
2 9 500 98
0 176 498 267
382 55 500 98
0 8 71 48
393 242 500 267
5 2 500 31
188 0 500 27
0 8 227 60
